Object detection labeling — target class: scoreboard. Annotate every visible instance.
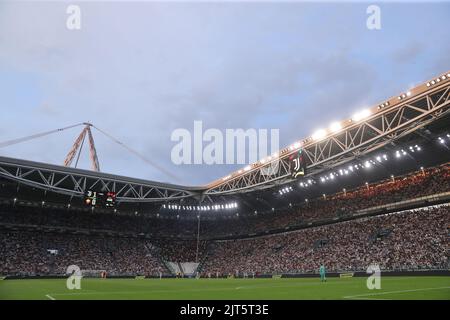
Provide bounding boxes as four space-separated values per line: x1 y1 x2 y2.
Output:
84 190 116 208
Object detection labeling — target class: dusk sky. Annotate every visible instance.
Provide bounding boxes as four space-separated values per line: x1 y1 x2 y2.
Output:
0 1 449 186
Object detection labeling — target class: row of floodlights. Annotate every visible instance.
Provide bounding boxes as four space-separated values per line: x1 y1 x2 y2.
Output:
395 145 421 158
309 111 371 143
438 134 450 144
397 91 412 100
426 74 449 87
223 73 447 182
319 154 390 183
224 109 375 180
162 202 238 211
229 106 384 177
299 179 316 187
279 186 293 195
304 145 422 184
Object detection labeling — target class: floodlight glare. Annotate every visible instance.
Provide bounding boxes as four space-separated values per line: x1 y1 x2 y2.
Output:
352 109 371 122
329 122 342 133
312 129 327 141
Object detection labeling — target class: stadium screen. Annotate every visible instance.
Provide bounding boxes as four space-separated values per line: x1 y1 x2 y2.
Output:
290 149 307 178
84 190 116 208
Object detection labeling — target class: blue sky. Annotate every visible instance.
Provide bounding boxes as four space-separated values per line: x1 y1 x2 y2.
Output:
0 1 449 185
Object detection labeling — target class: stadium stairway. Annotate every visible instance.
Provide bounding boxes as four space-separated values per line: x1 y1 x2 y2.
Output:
143 242 172 275
195 243 213 275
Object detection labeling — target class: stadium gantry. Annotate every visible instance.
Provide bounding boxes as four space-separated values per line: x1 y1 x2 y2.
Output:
206 71 450 195
0 71 449 204
0 123 202 203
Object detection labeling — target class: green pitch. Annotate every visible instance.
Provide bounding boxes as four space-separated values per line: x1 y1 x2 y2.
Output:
0 276 449 300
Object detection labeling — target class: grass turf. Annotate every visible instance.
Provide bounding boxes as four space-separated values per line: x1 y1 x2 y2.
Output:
0 276 449 300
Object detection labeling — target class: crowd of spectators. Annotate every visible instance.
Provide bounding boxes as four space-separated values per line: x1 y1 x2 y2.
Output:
201 206 450 275
1 205 447 276
200 163 450 236
0 163 449 276
0 232 166 276
152 240 207 262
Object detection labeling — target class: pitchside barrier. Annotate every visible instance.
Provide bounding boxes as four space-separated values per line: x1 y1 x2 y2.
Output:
276 269 450 278
339 272 354 278
1 270 449 280
80 270 107 278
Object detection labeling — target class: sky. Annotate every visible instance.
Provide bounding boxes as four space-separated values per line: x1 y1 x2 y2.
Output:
0 1 449 186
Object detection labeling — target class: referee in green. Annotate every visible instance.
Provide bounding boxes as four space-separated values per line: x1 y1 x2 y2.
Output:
319 264 327 282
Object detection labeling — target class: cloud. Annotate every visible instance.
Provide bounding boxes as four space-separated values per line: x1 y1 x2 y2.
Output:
34 103 61 117
391 42 423 64
0 1 449 185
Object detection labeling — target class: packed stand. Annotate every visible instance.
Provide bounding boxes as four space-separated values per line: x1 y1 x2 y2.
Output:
201 206 450 275
0 232 167 276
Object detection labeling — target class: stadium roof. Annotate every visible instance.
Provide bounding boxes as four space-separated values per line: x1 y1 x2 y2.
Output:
0 155 204 202
0 72 449 217
1 113 449 219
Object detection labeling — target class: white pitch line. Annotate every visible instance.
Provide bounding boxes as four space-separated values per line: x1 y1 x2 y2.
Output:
48 284 372 299
50 280 446 300
343 286 450 300
346 297 391 300
49 281 328 297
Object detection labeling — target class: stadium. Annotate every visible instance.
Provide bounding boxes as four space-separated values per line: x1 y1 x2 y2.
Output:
1 70 449 300
0 2 449 305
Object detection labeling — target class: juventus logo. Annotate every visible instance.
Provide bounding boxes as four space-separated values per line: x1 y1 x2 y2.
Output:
293 158 301 171
291 151 306 178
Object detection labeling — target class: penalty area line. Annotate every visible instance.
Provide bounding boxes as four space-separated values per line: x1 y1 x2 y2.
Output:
343 286 450 300
45 294 56 300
